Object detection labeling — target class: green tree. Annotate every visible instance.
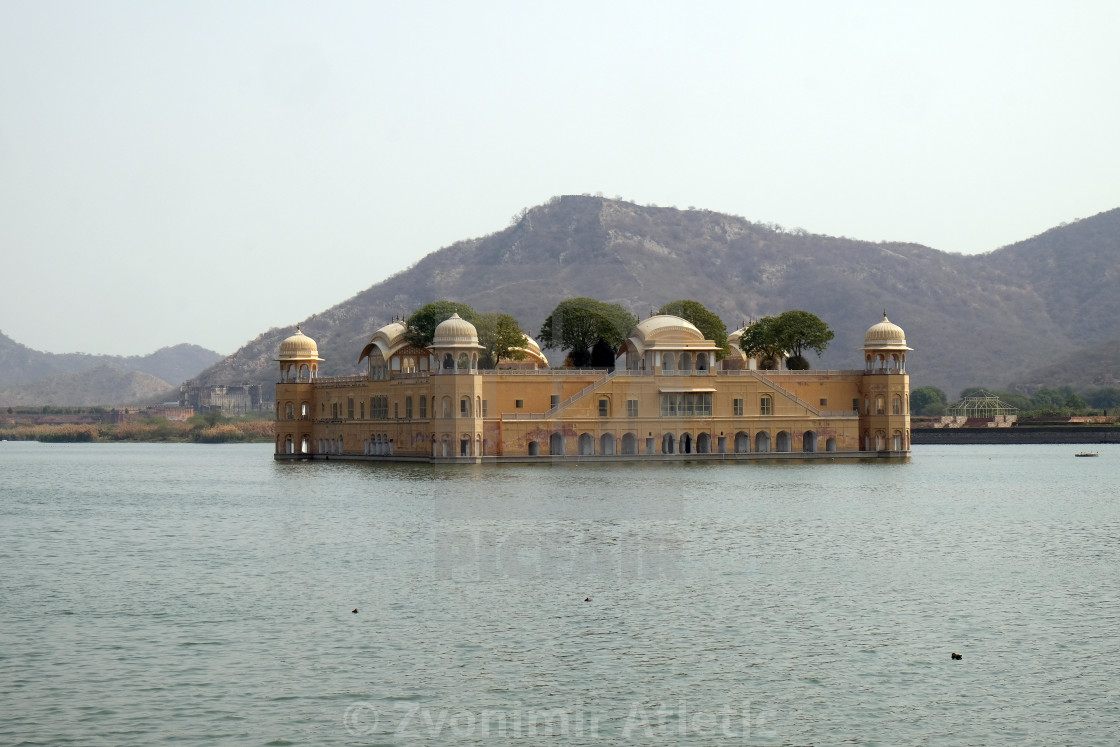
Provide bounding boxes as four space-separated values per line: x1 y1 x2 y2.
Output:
657 299 730 360
404 301 478 348
739 310 834 370
737 316 785 369
539 297 637 368
1084 387 1120 411
475 313 528 368
910 386 948 416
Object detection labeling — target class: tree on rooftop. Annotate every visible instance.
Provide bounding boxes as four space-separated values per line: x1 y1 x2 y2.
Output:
739 310 834 370
404 301 478 348
737 316 785 369
657 299 731 360
539 297 637 368
475 313 528 369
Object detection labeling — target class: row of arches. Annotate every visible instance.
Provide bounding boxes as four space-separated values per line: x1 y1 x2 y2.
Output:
365 434 394 455
865 352 906 373
660 351 712 374
437 352 480 373
433 433 484 457
279 363 317 383
278 434 311 454
526 430 838 456
863 430 909 451
864 393 908 415
279 401 311 420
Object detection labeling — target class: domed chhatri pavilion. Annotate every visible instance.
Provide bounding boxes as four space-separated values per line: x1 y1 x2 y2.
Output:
275 313 911 461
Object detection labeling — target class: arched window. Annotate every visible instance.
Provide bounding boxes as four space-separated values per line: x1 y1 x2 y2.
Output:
405 396 413 418
442 396 451 418
679 353 692 374
300 402 309 419
696 354 709 372
460 397 470 417
876 396 884 415
458 352 470 371
443 353 454 371
285 402 294 420
892 394 902 415
662 352 676 374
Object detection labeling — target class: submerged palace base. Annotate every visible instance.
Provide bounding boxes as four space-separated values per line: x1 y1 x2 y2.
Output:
274 313 913 464
275 450 913 465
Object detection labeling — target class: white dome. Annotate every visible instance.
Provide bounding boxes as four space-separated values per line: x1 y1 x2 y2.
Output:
864 315 911 350
432 313 481 347
277 326 322 360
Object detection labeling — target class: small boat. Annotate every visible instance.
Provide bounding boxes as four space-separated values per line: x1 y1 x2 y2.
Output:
1075 452 1099 457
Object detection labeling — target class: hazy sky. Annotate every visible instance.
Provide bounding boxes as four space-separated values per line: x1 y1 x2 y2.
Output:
2 1 1118 356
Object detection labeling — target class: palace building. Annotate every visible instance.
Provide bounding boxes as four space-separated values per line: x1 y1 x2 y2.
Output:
274 312 911 462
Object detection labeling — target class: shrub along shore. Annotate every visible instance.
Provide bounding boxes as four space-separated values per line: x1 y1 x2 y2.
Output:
0 411 274 444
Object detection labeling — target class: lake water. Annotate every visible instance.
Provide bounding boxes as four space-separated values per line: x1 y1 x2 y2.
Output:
1 442 1117 745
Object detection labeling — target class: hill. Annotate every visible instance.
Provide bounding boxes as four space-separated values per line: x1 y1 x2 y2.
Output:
191 196 1120 398
0 333 223 406
0 364 174 407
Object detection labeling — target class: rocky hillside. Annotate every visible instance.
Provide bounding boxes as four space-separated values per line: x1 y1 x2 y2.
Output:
0 334 222 406
192 196 1120 398
0 365 175 407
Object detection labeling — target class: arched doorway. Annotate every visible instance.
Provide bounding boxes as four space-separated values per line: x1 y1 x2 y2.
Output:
679 433 692 454
621 432 638 455
600 433 616 455
826 437 837 452
578 433 595 455
775 431 791 452
803 431 817 453
549 432 565 456
734 431 750 453
696 432 711 454
528 440 540 456
662 433 675 454
755 432 771 453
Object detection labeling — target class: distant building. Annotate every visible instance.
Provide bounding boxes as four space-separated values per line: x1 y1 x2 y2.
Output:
179 383 264 415
274 314 912 462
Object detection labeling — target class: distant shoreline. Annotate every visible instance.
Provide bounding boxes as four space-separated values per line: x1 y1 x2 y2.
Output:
913 426 1120 445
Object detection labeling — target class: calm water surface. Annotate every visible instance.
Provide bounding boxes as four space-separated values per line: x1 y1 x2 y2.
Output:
1 443 1118 745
